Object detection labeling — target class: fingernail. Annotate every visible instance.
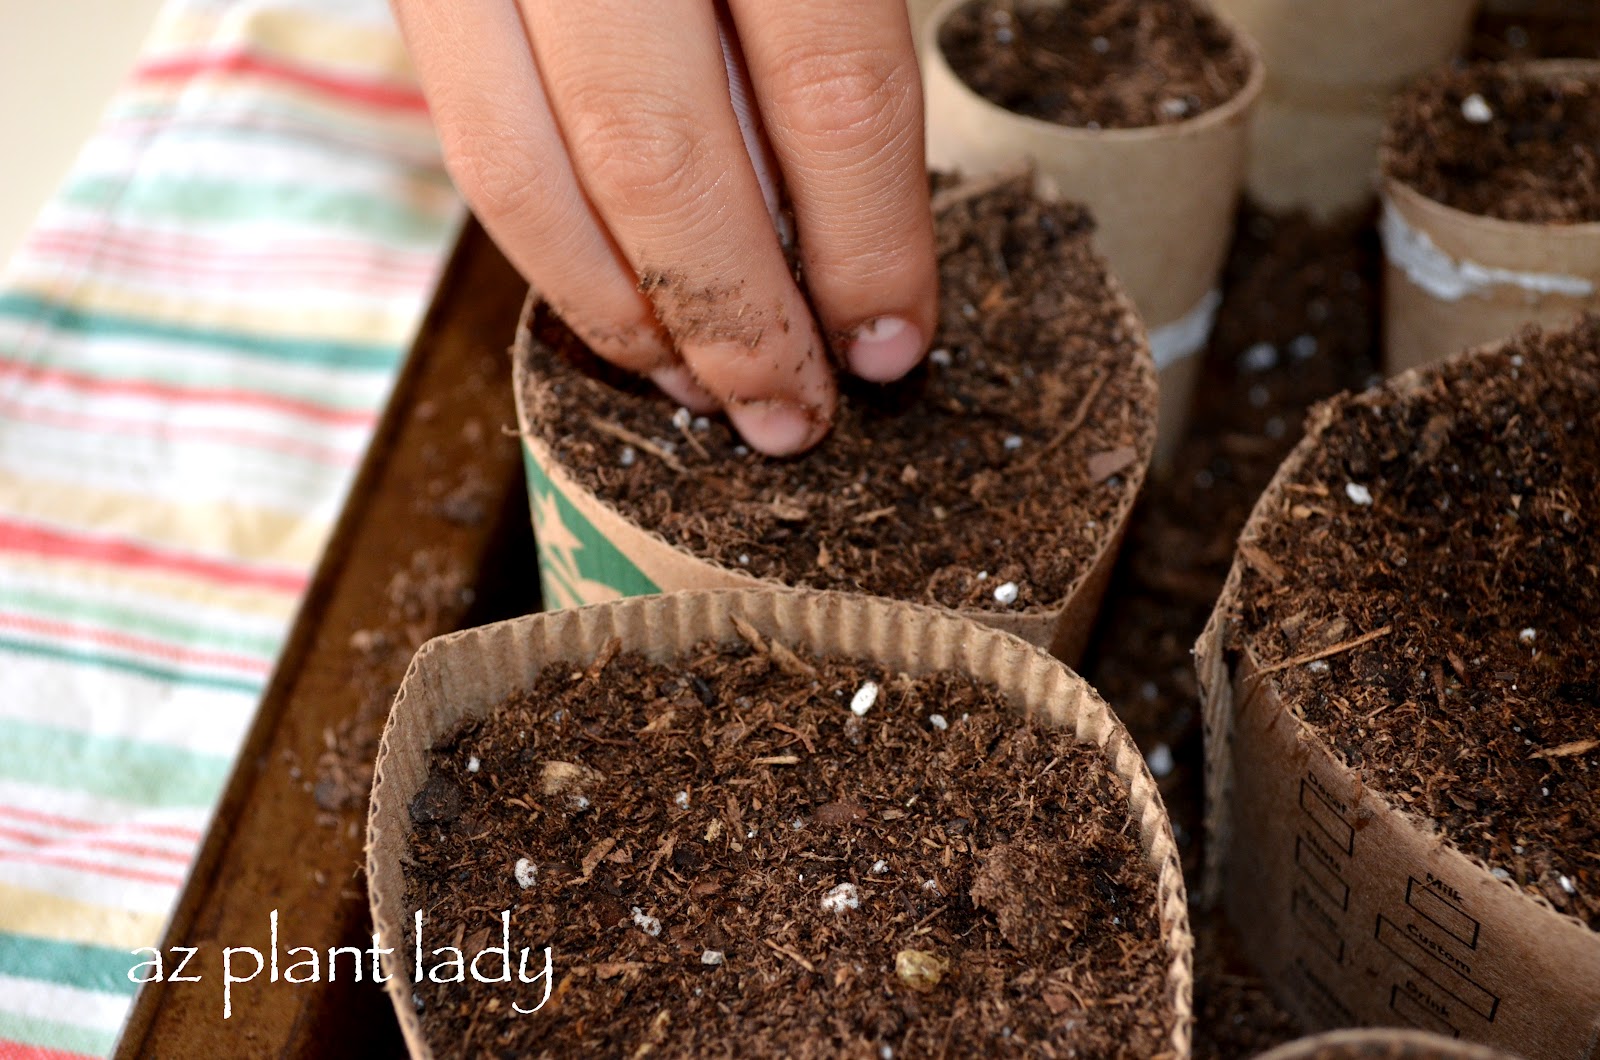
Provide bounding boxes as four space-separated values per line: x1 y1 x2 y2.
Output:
650 364 718 413
727 401 818 456
847 316 924 382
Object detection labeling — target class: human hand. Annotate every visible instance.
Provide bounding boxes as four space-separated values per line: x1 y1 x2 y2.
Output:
394 0 939 455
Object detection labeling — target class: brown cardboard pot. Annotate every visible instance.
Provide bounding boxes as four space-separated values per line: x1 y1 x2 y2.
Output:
1214 0 1475 220
920 0 1262 464
366 588 1195 1058
1255 1029 1522 1060
907 0 942 48
1380 62 1600 376
1478 0 1600 17
1195 333 1600 1058
513 213 1157 667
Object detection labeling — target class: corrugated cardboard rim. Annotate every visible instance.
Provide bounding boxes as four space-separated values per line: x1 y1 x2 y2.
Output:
513 276 1158 667
1378 61 1600 373
366 588 1195 1059
1196 331 1600 936
1254 1028 1519 1060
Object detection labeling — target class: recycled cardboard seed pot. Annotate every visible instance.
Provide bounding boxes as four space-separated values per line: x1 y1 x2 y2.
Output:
366 588 1194 1057
1479 0 1600 16
921 0 1262 464
1196 322 1600 1058
513 177 1158 667
1214 0 1475 219
1255 1029 1521 1060
907 0 942 47
1380 61 1600 375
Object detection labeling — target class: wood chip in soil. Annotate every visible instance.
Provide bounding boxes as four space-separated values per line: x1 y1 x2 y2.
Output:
1384 63 1600 223
520 174 1153 614
938 0 1252 129
404 639 1174 1057
1235 316 1600 929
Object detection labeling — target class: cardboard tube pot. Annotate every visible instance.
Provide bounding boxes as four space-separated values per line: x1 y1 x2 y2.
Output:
1214 0 1474 219
1380 62 1600 375
513 179 1157 667
1479 0 1600 16
907 0 942 47
366 588 1194 1058
921 0 1261 465
1196 327 1600 1058
1256 1030 1520 1060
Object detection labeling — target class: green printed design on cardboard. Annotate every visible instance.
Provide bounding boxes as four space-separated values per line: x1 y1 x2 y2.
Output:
523 443 659 609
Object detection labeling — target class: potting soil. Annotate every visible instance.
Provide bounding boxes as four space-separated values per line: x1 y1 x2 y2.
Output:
405 638 1171 1056
520 175 1152 614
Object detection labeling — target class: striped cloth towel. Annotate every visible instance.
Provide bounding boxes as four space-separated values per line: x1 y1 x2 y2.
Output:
0 0 463 1055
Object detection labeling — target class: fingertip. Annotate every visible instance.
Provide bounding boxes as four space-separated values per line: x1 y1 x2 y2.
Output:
676 328 838 455
649 363 719 413
727 399 828 456
846 315 926 382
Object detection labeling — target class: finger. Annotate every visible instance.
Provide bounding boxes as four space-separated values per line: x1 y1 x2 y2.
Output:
717 14 787 239
391 0 714 410
522 0 837 455
731 0 937 383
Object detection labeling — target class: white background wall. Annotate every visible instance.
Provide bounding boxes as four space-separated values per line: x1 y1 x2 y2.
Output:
0 0 169 265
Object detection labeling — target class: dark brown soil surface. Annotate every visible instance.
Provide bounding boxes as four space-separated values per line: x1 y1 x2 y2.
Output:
1472 5 1600 62
1079 202 1381 1059
521 175 1153 614
316 549 474 815
1079 183 1600 1051
1189 912 1302 1060
1384 63 1600 223
404 637 1174 1057
313 404 532 817
1234 317 1600 930
1082 204 1382 885
938 0 1252 129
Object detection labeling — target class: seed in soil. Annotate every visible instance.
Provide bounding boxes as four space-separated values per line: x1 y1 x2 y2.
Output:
1461 92 1495 123
821 882 862 914
895 949 950 993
